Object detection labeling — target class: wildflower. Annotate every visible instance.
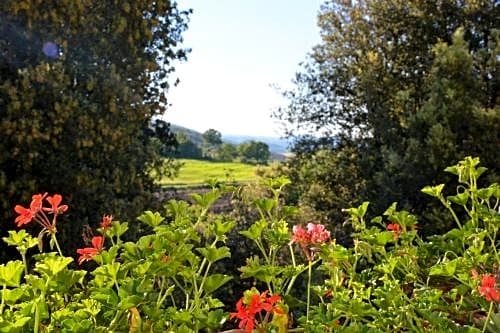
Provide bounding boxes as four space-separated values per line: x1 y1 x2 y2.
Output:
100 215 113 230
387 223 402 239
76 236 104 265
478 274 499 302
230 290 283 333
44 194 68 215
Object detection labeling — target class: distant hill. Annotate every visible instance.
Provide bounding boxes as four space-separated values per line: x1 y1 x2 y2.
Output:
223 135 290 155
169 124 290 156
170 124 204 146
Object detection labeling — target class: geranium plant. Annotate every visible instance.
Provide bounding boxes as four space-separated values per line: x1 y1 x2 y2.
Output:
0 157 498 332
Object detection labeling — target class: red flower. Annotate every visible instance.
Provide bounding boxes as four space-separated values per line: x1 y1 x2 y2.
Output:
291 223 330 246
76 236 104 265
101 215 113 230
230 290 283 332
387 223 402 239
44 194 68 214
14 205 35 227
13 193 49 227
307 223 330 243
478 274 499 302
291 225 310 245
291 223 330 260
30 193 47 213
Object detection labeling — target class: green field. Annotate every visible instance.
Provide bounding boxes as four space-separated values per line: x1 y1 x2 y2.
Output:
157 159 263 187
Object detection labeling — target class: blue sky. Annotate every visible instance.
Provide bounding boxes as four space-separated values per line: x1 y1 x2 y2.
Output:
166 0 323 137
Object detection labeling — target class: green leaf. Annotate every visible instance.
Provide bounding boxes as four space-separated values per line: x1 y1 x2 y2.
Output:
267 219 290 247
0 260 24 287
109 221 129 239
375 231 395 246
444 165 459 176
137 210 165 228
205 309 228 329
196 246 231 263
118 295 143 311
240 219 267 241
477 185 496 201
343 202 370 218
190 189 220 210
34 254 73 277
213 219 236 238
203 274 233 294
447 191 469 205
281 205 298 218
0 316 31 332
429 260 457 277
239 256 282 284
421 184 445 198
383 202 398 216
3 230 38 251
172 310 193 324
254 198 276 214
3 287 25 304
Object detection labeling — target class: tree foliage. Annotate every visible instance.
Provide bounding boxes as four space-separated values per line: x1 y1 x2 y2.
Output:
0 1 190 252
237 141 271 165
276 0 499 235
202 128 223 159
172 132 203 159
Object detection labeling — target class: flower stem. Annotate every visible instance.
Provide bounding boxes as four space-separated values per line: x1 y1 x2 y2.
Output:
306 259 312 323
21 251 28 276
0 284 6 314
51 234 64 257
482 301 494 333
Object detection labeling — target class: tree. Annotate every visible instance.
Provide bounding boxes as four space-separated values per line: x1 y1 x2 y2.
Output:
174 132 203 159
237 141 271 165
202 128 222 159
0 1 190 252
276 0 499 235
216 142 238 162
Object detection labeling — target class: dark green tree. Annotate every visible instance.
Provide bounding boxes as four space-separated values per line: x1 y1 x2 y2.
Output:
0 1 190 253
216 142 238 162
173 132 203 159
202 128 222 159
276 0 499 235
237 141 271 165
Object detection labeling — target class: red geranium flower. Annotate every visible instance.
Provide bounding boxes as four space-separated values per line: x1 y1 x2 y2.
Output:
101 215 113 230
30 193 47 213
291 225 310 245
307 223 330 243
478 274 499 302
291 223 330 260
230 290 283 333
76 236 104 265
14 193 67 231
387 223 402 239
14 205 35 227
44 194 68 215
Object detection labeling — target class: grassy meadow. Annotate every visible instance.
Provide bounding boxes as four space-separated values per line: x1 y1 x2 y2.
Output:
157 159 265 187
